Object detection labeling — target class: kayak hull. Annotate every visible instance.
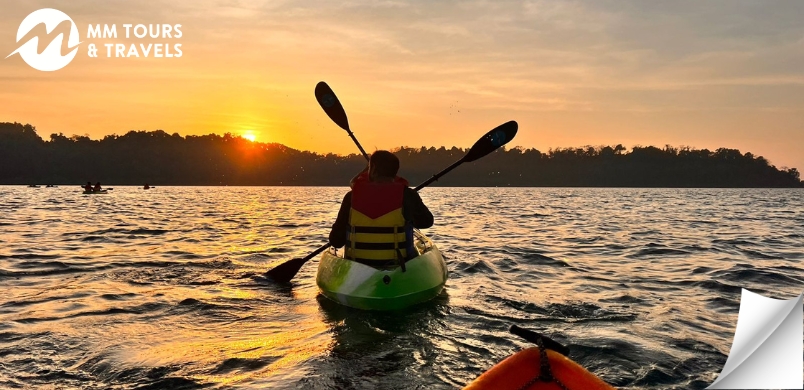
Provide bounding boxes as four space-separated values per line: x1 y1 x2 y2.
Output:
316 231 448 310
83 190 108 194
464 347 616 390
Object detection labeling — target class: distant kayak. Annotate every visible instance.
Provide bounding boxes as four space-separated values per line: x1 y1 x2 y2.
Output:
464 326 616 390
316 229 448 310
27 185 40 188
82 190 108 194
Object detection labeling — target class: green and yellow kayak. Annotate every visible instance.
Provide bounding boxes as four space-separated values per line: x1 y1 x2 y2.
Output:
316 230 448 310
82 190 108 194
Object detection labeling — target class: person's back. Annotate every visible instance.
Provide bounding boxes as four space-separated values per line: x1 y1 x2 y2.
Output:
329 150 433 265
85 182 93 192
93 182 102 191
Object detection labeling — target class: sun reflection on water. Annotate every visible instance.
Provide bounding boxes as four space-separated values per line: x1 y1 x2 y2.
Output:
122 316 332 387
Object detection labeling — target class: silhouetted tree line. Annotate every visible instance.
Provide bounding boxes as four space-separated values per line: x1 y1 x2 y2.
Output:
1 122 801 187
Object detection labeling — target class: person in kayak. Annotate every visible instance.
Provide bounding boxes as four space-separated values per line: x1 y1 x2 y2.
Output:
93 182 102 192
329 150 433 265
84 182 93 192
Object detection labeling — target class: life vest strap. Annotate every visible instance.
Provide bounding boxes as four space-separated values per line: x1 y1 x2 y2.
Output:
347 225 398 234
345 240 409 250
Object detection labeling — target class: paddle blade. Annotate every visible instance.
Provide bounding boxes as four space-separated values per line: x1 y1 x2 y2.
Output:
315 81 350 131
463 120 518 162
265 257 307 284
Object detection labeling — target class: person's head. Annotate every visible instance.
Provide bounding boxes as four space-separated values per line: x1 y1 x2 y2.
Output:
368 150 399 181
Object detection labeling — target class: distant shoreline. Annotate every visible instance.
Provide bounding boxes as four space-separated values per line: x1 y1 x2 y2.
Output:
2 122 802 188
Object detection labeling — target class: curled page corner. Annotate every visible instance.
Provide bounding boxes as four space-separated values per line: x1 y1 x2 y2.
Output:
707 289 803 389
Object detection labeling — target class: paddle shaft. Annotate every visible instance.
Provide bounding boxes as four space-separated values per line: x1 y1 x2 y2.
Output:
298 243 332 262
348 130 369 161
414 158 465 191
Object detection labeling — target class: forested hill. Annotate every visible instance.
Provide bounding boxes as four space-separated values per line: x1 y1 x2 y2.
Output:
1 122 801 187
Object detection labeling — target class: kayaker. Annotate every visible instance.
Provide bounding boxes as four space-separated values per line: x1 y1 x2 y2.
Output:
143 183 150 190
93 182 102 192
329 150 433 264
84 182 93 192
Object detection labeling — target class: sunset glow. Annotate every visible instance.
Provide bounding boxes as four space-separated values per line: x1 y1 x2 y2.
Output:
1 1 802 170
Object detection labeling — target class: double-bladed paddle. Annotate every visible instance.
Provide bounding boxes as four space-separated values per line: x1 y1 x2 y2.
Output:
265 120 519 283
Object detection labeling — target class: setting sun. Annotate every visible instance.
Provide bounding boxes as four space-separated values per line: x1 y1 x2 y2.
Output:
242 132 257 142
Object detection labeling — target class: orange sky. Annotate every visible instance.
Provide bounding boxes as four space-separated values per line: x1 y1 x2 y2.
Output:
1 1 803 171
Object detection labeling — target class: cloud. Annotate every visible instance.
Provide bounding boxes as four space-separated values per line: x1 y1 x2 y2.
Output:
1 0 802 169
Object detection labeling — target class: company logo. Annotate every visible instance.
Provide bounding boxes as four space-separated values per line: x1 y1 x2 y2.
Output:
707 289 803 389
6 8 80 71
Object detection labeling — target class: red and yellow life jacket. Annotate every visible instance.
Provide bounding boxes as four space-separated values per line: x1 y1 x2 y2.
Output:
346 174 413 263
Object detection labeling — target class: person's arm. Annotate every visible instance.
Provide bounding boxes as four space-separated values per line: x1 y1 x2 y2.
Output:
329 192 352 248
403 188 433 229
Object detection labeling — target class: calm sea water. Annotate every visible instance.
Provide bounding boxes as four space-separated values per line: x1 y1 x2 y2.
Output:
0 186 802 389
